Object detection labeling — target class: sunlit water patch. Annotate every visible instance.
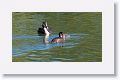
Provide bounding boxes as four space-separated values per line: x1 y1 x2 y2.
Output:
12 33 88 56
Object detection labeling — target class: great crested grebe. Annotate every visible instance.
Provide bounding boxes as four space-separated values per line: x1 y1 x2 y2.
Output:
38 21 51 35
51 32 65 43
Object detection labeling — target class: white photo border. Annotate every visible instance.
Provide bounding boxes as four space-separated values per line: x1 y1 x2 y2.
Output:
0 0 114 74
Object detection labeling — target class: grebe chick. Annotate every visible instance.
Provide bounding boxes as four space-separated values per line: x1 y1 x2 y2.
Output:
51 32 65 43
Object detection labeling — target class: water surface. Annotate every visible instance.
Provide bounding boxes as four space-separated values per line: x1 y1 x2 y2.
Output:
12 12 102 62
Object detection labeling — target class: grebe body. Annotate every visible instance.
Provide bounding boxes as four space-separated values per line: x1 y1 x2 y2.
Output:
51 32 65 43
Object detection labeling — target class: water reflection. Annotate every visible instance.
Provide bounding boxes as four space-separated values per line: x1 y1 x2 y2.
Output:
12 33 86 56
43 35 49 44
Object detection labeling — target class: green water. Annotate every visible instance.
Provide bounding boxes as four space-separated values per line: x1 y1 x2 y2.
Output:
12 12 102 62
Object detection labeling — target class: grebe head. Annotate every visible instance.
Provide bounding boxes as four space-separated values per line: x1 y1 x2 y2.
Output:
59 32 63 37
42 21 48 29
59 32 65 39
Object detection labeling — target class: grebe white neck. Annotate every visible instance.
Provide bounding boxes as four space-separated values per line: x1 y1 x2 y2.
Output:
44 27 50 36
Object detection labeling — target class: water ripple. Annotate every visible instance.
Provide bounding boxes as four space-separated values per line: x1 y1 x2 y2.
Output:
13 33 88 56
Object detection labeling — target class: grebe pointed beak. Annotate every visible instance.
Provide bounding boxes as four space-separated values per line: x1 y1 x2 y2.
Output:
45 21 48 26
